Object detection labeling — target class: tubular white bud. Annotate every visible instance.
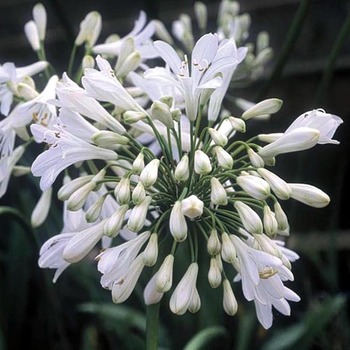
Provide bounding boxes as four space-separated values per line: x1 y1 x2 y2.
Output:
143 233 158 267
127 196 152 232
140 159 160 189
207 229 221 256
153 19 174 44
263 205 278 236
273 201 289 232
242 98 283 120
194 150 212 174
104 204 129 237
170 262 199 315
123 111 147 124
114 177 131 205
210 177 228 205
194 2 207 30
289 183 330 208
31 187 52 228
75 11 102 47
58 175 94 201
175 154 189 181
208 257 222 288
117 51 142 78
132 182 146 205
237 174 271 200
181 195 204 219
259 127 320 158
144 273 164 305
223 279 238 316
24 21 40 51
188 288 201 313
171 108 182 122
151 100 174 129
92 130 129 149
257 168 291 200
247 147 264 168
67 182 96 211
82 55 95 69
208 128 228 146
33 3 47 41
229 116 246 133
221 232 237 263
85 195 107 223
214 146 233 169
170 201 188 242
258 133 284 143
17 83 39 100
160 95 174 108
234 201 263 234
156 254 174 292
132 153 145 174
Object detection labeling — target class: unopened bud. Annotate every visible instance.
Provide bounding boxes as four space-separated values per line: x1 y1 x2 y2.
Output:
236 174 270 200
223 279 238 316
151 100 174 129
67 181 96 211
156 254 174 292
234 201 263 234
75 11 102 47
104 204 129 237
82 55 95 69
132 182 146 205
92 130 129 149
33 3 47 41
140 159 160 188
123 110 146 124
194 2 208 30
31 187 52 228
210 177 228 205
194 150 212 174
247 147 264 168
58 175 94 201
273 201 289 232
221 232 237 263
208 128 228 146
143 233 158 267
24 21 40 51
114 177 131 205
229 116 246 133
170 201 187 242
85 195 107 222
257 168 291 200
263 205 278 236
242 98 283 120
127 196 152 232
181 195 204 219
207 229 221 256
289 183 330 208
208 257 222 288
175 154 189 181
214 146 233 169
132 153 145 174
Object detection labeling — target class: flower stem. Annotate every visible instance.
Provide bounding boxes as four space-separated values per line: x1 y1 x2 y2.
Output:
146 303 160 350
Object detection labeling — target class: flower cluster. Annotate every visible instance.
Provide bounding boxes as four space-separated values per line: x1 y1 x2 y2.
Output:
0 1 342 330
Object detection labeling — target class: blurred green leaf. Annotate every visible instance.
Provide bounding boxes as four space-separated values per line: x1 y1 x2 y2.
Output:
263 294 346 350
183 325 227 350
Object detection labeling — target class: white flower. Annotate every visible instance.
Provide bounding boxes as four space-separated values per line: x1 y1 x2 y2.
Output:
31 122 118 190
285 109 343 144
169 201 187 242
241 98 283 120
96 231 150 290
236 174 270 200
75 11 102 47
33 3 47 41
257 168 292 200
0 61 48 116
234 201 263 234
289 183 330 208
93 11 157 59
170 262 199 315
24 21 40 51
31 187 52 228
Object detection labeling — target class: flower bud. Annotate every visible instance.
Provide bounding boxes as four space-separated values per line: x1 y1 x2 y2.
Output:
85 195 107 223
153 20 174 44
241 98 283 120
140 159 160 188
123 111 146 124
132 153 145 174
151 100 174 129
289 183 330 208
127 196 152 232
258 133 283 143
92 130 129 149
116 51 142 78
17 83 39 100
234 201 263 234
144 273 164 305
181 195 204 219
247 147 264 168
171 108 182 122
210 177 228 205
208 128 228 146
67 181 96 211
207 229 221 256
223 279 238 316
263 205 278 236
160 95 174 108
208 257 222 288
188 288 201 313
170 263 198 315
194 2 207 30
31 187 52 228
175 154 189 181
24 21 40 51
143 233 158 267
156 254 174 292
33 3 47 41
104 204 129 237
132 182 146 205
257 168 291 200
214 146 233 169
82 55 95 69
258 127 320 158
273 201 289 232
75 11 102 47
114 177 131 205
58 175 93 201
221 232 237 263
228 117 246 133
194 150 212 174
170 201 187 242
236 174 270 200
